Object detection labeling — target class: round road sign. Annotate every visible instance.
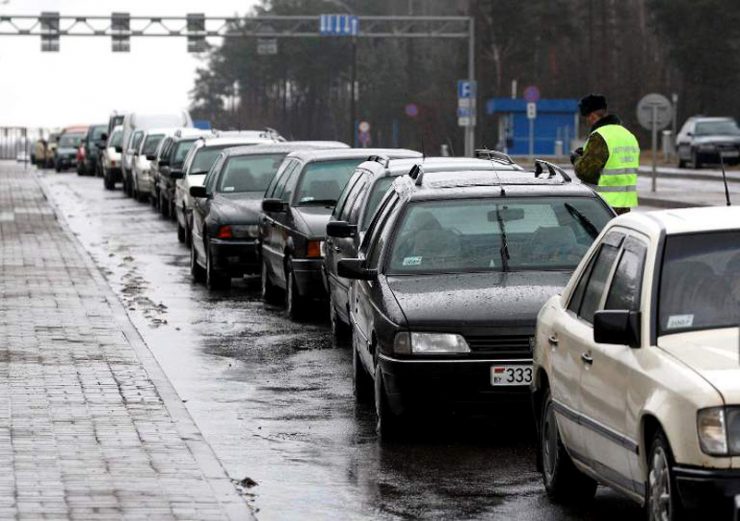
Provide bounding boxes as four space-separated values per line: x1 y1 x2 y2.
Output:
404 104 419 118
523 85 540 103
636 93 673 131
358 121 370 133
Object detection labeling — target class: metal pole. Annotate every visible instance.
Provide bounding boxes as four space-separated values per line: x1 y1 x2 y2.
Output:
464 16 475 157
350 36 357 147
651 105 658 193
529 118 534 160
671 92 678 160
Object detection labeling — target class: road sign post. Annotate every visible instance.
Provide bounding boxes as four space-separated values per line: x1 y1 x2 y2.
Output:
458 79 476 156
637 93 673 193
527 102 537 160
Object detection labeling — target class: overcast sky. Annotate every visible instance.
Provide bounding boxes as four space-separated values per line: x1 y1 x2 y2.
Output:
0 0 259 128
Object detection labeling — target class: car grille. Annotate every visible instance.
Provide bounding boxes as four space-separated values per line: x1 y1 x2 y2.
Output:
464 334 533 355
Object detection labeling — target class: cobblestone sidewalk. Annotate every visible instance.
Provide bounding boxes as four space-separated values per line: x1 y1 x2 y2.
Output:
0 162 252 520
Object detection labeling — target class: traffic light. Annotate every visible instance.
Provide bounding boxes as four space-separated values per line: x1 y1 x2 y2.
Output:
111 12 130 52
187 13 206 53
40 12 59 52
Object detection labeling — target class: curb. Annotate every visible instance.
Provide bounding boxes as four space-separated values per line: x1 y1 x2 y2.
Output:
35 171 255 521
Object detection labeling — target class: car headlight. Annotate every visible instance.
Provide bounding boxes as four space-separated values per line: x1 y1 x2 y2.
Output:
229 225 260 239
393 332 470 355
697 407 740 456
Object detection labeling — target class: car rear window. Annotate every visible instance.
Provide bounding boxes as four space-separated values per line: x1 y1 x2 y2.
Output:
387 197 612 274
217 154 286 193
59 133 84 147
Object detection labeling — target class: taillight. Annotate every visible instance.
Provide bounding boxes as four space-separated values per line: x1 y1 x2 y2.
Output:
216 225 233 239
306 240 323 258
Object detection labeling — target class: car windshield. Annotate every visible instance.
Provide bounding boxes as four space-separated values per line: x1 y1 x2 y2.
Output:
59 133 84 147
294 159 365 206
190 145 244 175
694 120 740 136
217 154 286 193
658 230 740 335
172 140 196 167
91 126 107 141
130 132 144 150
387 197 612 274
109 131 123 147
361 177 395 230
141 134 164 156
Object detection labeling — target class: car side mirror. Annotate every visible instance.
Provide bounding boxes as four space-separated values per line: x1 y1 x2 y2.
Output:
593 310 641 348
158 159 170 167
145 154 157 161
170 169 184 179
686 131 693 137
189 186 210 199
262 198 287 213
326 221 357 238
100 133 108 142
114 146 123 153
337 258 377 280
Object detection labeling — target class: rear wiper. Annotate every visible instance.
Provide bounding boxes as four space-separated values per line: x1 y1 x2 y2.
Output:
297 199 337 207
565 203 599 239
494 204 510 272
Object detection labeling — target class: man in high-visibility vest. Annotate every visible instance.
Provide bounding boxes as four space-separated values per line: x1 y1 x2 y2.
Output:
570 94 640 214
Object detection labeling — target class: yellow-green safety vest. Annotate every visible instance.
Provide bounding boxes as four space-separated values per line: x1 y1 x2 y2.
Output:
585 124 640 208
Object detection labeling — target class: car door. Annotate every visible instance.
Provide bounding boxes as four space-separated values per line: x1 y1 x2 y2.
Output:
548 230 624 462
262 161 300 287
192 156 224 260
580 234 648 496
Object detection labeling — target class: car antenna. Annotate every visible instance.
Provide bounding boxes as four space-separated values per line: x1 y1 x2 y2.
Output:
421 135 426 162
718 147 732 206
483 144 506 196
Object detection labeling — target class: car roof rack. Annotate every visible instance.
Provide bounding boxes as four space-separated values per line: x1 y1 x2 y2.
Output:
533 159 572 183
367 155 390 168
475 148 516 165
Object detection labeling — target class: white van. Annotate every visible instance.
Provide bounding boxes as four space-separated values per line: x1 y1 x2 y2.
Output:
120 111 193 196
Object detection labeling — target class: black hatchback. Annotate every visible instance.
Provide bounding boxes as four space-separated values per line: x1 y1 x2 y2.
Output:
338 163 615 437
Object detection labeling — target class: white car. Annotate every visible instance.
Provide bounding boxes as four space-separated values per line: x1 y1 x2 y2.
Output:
131 128 178 202
174 134 277 244
101 125 124 190
532 206 740 520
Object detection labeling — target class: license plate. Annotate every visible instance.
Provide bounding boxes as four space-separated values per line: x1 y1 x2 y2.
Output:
491 365 533 386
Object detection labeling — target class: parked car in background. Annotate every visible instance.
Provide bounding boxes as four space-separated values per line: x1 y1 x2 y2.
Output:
259 148 420 319
188 141 349 289
532 206 740 520
131 128 176 202
174 134 279 245
339 164 614 437
324 156 520 339
122 130 144 195
77 124 108 176
101 126 124 190
154 129 212 218
121 111 193 195
54 126 87 172
676 116 740 168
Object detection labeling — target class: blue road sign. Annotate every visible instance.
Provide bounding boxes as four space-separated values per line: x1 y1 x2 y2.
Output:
320 14 359 36
457 80 477 99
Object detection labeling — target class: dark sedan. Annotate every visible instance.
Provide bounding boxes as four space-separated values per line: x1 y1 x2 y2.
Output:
77 124 107 176
324 156 522 340
188 141 349 289
260 148 421 319
338 166 615 438
155 129 210 219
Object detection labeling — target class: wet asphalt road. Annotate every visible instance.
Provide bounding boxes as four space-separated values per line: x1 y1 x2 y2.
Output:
40 170 642 520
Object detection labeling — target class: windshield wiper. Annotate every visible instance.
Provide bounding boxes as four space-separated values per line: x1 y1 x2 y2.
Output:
297 199 337 207
189 170 209 175
565 203 599 239
494 204 511 272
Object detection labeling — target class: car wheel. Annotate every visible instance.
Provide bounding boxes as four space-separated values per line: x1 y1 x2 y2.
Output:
353 341 373 404
190 241 206 283
150 191 158 208
646 432 684 521
54 162 61 173
540 388 598 503
177 220 186 243
261 260 282 304
206 241 230 290
103 173 114 190
329 292 351 342
689 149 701 169
375 361 403 440
285 260 305 320
160 192 169 218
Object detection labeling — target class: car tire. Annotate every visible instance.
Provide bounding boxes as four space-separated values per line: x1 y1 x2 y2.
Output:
190 241 206 283
55 162 61 173
261 260 282 304
540 388 598 503
329 292 351 342
285 260 305 320
160 192 169 218
103 174 114 190
646 432 684 521
206 241 230 290
689 149 701 169
375 362 403 440
353 342 373 404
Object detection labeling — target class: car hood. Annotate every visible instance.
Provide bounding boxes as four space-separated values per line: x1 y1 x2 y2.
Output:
693 135 740 146
387 271 572 328
659 328 740 404
292 206 333 238
212 193 262 224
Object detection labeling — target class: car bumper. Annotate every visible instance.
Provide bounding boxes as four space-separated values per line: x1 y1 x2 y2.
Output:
137 177 153 193
292 258 326 299
674 466 740 512
378 354 531 414
210 238 260 275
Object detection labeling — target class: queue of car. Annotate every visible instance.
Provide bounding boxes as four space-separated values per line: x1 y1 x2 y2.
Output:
38 111 740 520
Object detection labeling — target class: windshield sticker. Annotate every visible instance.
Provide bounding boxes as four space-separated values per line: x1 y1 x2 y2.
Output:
403 256 422 266
666 314 694 329
223 186 235 192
